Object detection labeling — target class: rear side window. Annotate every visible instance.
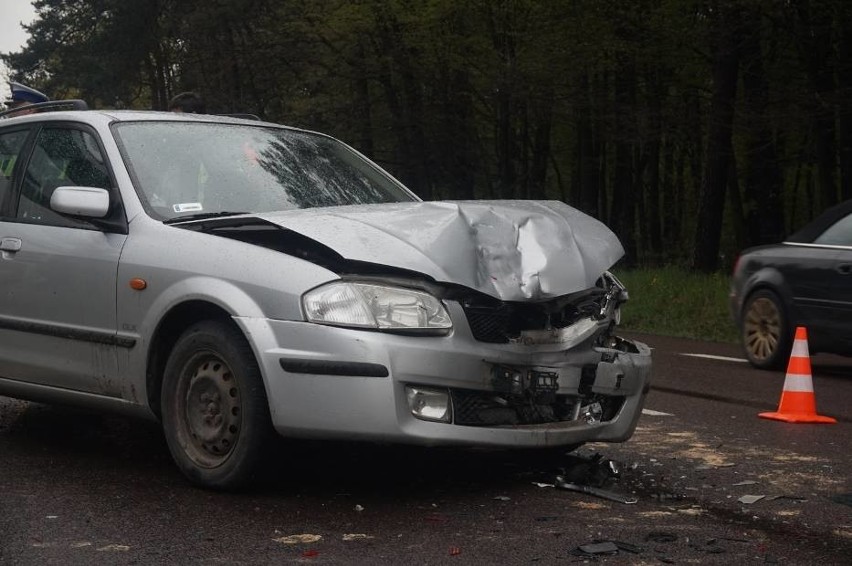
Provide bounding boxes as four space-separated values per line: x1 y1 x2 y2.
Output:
17 127 110 228
814 213 852 247
0 129 29 218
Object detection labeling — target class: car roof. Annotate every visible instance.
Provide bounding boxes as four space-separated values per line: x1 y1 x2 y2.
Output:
1 108 278 129
786 199 852 243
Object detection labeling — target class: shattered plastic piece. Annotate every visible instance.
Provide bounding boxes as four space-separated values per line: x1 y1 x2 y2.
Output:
96 545 131 552
46 515 58 519
555 478 638 504
768 495 807 502
302 549 319 558
556 453 621 488
611 541 643 554
273 534 323 544
449 546 462 556
493 495 511 501
641 409 674 416
354 504 365 512
732 480 758 486
737 495 765 504
574 541 619 556
531 482 555 488
342 534 374 541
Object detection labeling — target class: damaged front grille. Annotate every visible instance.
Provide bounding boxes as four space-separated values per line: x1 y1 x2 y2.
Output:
451 388 625 426
459 272 627 344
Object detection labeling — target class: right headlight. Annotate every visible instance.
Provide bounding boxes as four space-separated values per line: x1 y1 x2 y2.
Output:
302 281 452 333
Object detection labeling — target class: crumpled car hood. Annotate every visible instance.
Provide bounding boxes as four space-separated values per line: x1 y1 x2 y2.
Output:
257 200 624 301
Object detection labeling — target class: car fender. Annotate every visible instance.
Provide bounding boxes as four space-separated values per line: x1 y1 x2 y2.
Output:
740 266 798 326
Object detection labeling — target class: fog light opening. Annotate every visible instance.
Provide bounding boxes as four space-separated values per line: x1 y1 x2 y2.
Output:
579 402 603 424
405 386 452 423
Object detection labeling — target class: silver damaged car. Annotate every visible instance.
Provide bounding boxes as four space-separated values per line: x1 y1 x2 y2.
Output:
0 106 652 488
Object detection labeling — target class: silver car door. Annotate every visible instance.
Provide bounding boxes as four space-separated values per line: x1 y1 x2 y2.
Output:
0 124 128 396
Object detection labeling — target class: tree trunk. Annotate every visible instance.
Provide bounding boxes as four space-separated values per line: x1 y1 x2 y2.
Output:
574 71 600 215
353 40 375 160
645 69 663 256
693 5 740 272
740 8 785 244
797 1 839 209
837 3 852 201
527 98 552 199
609 59 637 265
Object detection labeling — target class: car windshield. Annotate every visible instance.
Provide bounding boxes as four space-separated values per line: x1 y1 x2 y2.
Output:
112 121 416 221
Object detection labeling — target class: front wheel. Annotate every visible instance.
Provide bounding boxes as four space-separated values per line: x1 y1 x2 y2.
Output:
161 320 273 489
741 289 792 370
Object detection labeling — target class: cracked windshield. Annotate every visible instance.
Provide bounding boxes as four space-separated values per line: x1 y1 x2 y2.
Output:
113 122 415 220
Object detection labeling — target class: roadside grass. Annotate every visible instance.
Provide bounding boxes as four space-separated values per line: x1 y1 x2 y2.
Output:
614 266 739 344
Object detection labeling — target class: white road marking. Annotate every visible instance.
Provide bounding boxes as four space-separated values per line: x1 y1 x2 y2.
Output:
680 353 748 363
642 409 674 417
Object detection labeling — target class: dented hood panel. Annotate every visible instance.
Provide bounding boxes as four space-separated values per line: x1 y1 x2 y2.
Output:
257 200 624 301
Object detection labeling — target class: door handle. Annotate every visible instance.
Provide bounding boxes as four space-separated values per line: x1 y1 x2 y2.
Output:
837 263 852 275
0 237 22 252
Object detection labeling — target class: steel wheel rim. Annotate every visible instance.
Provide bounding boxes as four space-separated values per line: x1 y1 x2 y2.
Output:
744 297 781 361
179 352 242 468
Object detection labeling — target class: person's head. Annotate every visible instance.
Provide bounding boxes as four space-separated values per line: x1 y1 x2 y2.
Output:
169 91 206 114
4 81 49 117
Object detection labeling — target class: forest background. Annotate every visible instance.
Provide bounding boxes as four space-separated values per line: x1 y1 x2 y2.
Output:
3 0 851 273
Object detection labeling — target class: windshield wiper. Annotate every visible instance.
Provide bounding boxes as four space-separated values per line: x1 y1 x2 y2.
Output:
163 211 250 224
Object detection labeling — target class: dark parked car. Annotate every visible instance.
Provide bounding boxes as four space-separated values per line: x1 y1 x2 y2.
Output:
730 200 852 369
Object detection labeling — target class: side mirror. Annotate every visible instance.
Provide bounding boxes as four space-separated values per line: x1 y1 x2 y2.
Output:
50 186 110 218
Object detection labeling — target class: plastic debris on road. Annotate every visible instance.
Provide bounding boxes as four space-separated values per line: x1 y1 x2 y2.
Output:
342 534 374 541
449 546 462 556
549 451 637 504
570 540 643 557
96 544 131 552
555 479 638 504
273 534 323 544
737 495 765 504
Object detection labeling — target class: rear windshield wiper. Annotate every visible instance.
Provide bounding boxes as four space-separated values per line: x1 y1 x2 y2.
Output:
163 211 250 224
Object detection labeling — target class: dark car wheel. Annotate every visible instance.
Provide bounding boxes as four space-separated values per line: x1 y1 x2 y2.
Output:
161 320 273 489
741 289 792 370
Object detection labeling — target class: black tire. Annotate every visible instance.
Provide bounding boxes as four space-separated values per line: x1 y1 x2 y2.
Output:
161 320 273 489
741 289 793 370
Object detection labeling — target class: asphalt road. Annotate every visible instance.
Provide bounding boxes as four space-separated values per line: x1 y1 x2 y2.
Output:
1 331 850 565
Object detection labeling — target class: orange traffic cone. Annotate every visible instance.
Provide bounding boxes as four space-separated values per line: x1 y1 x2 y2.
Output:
759 327 836 424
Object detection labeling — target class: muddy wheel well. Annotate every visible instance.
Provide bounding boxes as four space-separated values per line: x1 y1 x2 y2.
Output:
146 301 235 419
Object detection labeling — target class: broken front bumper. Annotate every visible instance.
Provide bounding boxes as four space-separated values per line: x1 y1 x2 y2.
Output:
235 307 652 448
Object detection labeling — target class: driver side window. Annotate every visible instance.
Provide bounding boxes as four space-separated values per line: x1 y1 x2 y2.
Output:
17 127 110 228
814 213 852 247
